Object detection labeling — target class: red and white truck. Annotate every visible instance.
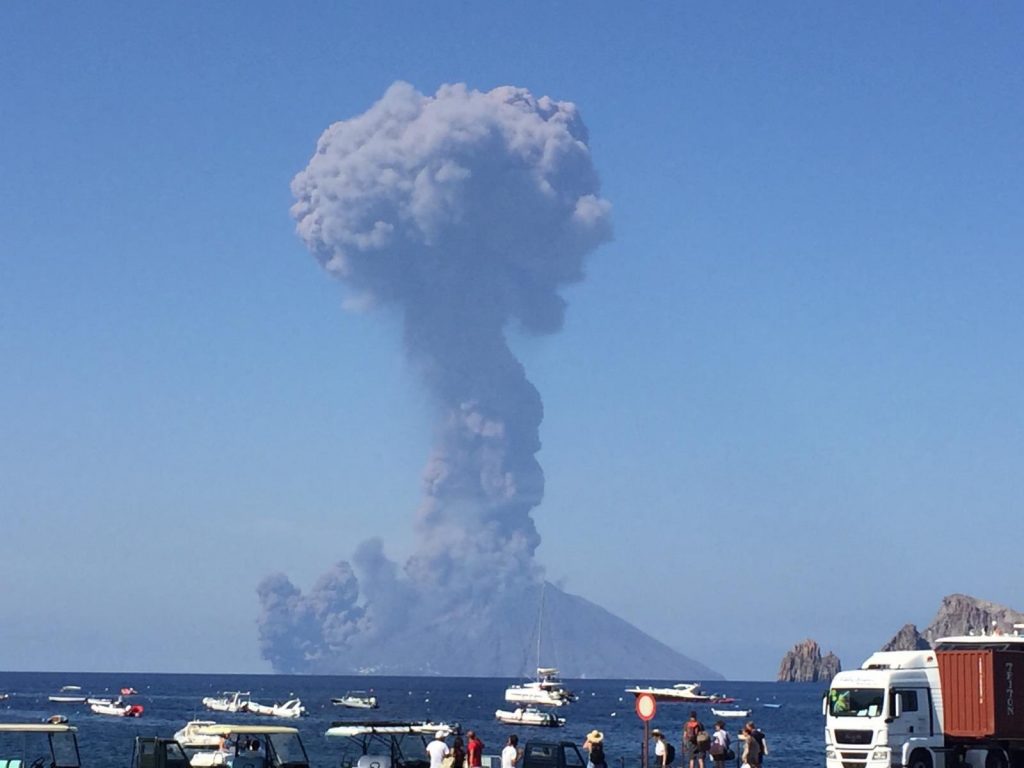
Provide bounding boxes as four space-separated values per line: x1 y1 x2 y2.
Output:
824 629 1024 768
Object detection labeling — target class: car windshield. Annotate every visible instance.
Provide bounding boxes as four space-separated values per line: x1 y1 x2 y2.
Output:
829 687 885 717
268 732 309 767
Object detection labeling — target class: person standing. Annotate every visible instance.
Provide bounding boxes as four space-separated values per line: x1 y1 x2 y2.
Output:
427 730 450 768
467 731 484 768
451 736 466 768
584 730 607 768
502 735 521 768
709 721 730 768
739 723 761 768
683 711 706 768
652 728 674 768
750 723 767 768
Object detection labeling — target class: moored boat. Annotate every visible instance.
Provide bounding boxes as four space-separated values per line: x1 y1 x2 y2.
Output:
495 707 565 727
332 691 379 709
248 698 305 718
121 687 138 696
711 708 751 718
90 700 144 717
505 668 576 707
201 691 251 713
49 685 87 704
625 683 733 703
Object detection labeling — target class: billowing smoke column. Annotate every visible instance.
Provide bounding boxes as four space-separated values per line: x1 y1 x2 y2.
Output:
258 82 611 672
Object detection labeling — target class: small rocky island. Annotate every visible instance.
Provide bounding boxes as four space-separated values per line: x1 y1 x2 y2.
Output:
777 639 841 682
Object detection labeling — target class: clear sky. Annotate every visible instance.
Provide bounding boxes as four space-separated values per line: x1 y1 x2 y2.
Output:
1 2 1022 681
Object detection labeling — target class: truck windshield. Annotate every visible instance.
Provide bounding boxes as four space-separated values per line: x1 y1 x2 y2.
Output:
829 688 885 717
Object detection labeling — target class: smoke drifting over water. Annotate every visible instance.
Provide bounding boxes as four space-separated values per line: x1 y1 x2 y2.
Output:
259 83 611 673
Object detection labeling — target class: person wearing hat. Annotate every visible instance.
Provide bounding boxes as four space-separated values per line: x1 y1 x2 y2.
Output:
652 728 674 768
427 730 450 768
584 730 607 768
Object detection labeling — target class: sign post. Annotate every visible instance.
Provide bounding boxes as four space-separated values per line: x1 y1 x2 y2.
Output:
635 693 657 768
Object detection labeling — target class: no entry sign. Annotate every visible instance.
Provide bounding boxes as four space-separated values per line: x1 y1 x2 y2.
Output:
635 692 657 721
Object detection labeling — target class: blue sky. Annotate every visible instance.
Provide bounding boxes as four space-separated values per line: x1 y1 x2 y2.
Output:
1 2 1022 680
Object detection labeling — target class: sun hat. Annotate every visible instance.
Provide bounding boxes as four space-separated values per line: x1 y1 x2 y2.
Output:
436 730 447 740
651 729 662 737
587 730 604 743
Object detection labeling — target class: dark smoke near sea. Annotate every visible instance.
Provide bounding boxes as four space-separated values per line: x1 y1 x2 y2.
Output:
259 83 714 678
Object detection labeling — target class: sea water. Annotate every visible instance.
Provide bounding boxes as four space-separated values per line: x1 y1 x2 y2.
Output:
0 672 826 767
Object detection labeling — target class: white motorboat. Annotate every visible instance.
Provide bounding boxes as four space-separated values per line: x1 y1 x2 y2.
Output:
711 708 751 718
49 685 87 704
332 691 379 709
495 707 565 727
324 721 456 737
202 691 251 713
248 698 305 718
505 668 577 707
90 699 144 717
174 720 224 749
625 683 734 703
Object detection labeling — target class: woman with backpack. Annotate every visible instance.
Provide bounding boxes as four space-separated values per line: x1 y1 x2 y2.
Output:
682 711 708 768
709 721 732 768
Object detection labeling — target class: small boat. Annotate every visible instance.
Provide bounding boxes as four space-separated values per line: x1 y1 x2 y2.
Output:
762 703 782 709
90 699 144 717
121 687 138 696
0 694 9 701
332 691 379 709
248 698 305 718
505 668 577 707
495 707 565 727
174 720 224 749
46 714 70 724
711 708 751 718
202 691 251 713
49 685 87 704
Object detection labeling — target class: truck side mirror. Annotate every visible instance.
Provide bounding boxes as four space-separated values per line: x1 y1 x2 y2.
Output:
822 695 828 717
893 693 903 719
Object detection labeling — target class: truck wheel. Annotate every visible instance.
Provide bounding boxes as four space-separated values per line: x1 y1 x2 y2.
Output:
986 751 1008 768
909 750 933 768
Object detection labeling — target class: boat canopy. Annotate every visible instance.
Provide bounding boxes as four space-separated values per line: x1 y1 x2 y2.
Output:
0 724 78 733
190 724 300 735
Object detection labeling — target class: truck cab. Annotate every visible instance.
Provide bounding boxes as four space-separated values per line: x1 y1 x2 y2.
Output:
826 633 1024 768
521 740 587 768
131 738 191 768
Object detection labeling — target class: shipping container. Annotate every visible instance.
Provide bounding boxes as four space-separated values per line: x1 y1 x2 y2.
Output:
937 649 1024 740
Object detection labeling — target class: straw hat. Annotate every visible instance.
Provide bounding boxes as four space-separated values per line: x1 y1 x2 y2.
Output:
436 730 447 740
651 729 663 737
587 730 604 744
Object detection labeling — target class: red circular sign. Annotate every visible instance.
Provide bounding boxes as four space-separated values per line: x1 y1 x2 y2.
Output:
635 693 657 721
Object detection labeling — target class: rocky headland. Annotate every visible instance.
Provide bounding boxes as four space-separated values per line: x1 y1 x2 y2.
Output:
777 639 841 682
880 593 1024 651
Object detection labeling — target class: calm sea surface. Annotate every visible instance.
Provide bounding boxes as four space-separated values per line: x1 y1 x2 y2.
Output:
0 672 826 768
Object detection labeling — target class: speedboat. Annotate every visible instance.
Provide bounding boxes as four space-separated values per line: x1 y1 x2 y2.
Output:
121 687 138 696
49 685 87 704
332 691 379 709
505 668 577 707
175 720 224 749
248 698 305 718
625 683 733 703
202 691 251 713
90 699 144 717
495 707 565 727
174 723 310 768
711 708 751 718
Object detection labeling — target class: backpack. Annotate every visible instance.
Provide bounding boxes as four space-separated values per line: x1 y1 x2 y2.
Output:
685 721 702 744
664 743 676 764
695 730 711 751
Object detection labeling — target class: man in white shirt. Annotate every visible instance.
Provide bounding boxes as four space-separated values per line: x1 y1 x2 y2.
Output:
427 731 450 768
501 734 520 768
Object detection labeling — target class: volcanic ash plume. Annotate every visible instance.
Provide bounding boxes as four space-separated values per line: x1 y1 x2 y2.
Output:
259 82 611 673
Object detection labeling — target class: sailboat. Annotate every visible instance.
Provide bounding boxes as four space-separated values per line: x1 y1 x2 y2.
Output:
504 584 577 707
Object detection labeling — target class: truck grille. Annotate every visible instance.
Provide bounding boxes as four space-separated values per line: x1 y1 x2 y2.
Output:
835 730 873 745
